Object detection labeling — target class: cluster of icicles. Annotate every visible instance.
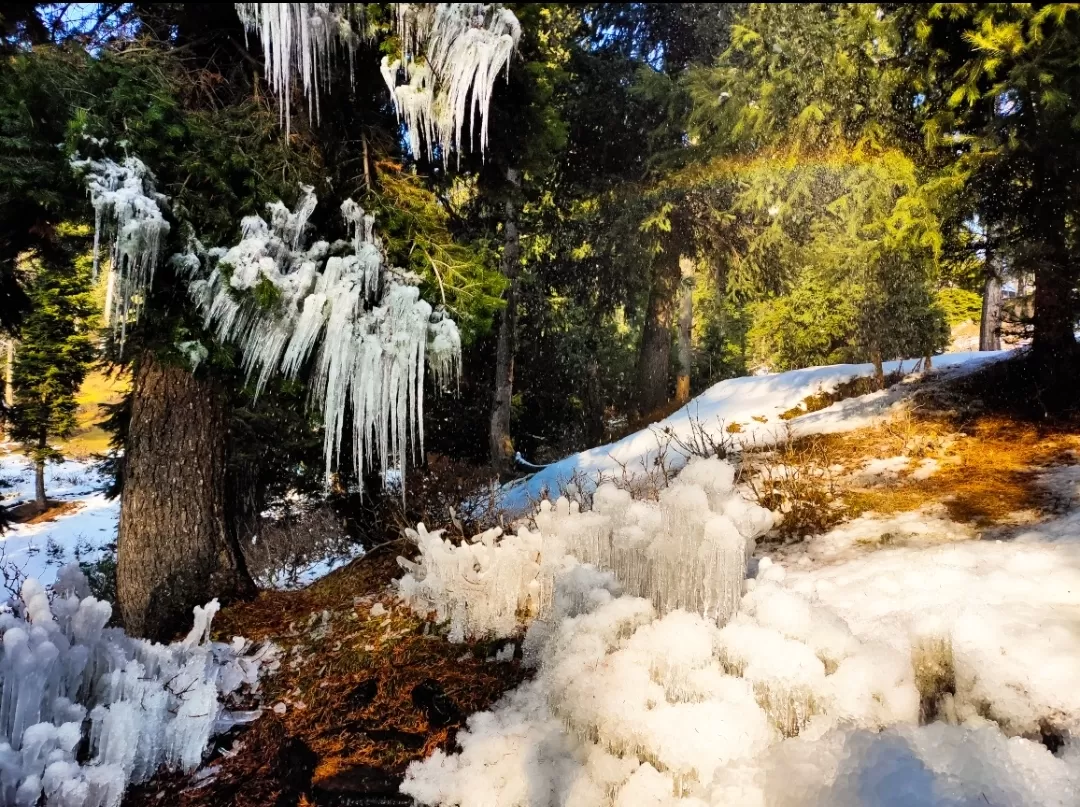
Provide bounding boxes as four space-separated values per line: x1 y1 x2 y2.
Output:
396 457 776 643
0 565 275 807
179 186 462 486
234 3 520 158
70 152 171 349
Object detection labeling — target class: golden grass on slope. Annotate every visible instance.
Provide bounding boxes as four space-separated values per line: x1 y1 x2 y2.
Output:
60 368 129 458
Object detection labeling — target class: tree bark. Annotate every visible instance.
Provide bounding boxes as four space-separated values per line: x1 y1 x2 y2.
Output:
34 428 46 508
489 168 521 476
870 345 885 389
635 249 680 413
675 257 695 404
117 351 255 641
980 231 1003 351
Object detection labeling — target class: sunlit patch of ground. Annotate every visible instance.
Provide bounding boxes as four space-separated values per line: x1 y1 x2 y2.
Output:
61 368 129 458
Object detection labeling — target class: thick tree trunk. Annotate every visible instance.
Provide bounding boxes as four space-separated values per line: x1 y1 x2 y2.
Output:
34 429 46 508
489 169 521 476
635 249 680 413
117 351 255 641
675 257 695 404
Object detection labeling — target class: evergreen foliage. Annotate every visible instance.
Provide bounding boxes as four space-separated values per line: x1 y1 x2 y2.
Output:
7 226 98 504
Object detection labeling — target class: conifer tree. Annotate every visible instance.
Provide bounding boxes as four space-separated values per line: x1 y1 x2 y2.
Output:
8 231 97 509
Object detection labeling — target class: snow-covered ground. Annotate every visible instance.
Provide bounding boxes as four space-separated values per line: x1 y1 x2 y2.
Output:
396 348 1080 807
0 450 118 586
493 351 1010 517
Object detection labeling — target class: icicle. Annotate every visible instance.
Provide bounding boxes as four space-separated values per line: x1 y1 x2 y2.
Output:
182 191 461 490
234 4 520 159
70 155 171 355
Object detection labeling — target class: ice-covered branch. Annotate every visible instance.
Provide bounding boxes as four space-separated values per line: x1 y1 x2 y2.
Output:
181 187 461 488
70 155 171 353
233 4 520 159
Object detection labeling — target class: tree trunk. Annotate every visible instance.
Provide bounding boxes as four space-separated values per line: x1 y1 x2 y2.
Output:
4 340 13 407
635 249 680 413
34 428 46 508
980 233 1003 351
117 351 255 641
675 257 695 404
489 168 521 476
870 345 885 389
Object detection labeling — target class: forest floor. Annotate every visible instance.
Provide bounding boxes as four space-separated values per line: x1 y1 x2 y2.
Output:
122 352 1080 807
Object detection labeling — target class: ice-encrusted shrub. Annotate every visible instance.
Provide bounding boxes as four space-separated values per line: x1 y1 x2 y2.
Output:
0 565 276 807
396 458 775 642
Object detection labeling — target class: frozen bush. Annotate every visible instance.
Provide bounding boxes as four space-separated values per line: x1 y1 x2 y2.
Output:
0 565 276 807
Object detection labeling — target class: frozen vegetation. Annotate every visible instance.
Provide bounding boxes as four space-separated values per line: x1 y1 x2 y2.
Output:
236 3 521 159
0 566 275 806
394 370 1080 806
181 188 461 485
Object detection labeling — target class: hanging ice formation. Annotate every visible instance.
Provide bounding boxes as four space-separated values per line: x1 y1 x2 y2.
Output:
233 3 363 130
233 4 520 158
69 154 171 352
180 187 461 487
380 4 521 160
0 565 276 807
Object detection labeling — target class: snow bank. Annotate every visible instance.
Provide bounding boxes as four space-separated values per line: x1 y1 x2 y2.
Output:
491 351 1010 518
397 458 773 642
0 566 275 806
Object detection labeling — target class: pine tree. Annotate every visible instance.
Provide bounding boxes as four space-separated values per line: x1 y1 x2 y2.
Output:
8 229 97 509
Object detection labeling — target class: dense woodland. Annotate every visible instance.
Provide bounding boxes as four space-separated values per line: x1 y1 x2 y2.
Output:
1 2 1079 645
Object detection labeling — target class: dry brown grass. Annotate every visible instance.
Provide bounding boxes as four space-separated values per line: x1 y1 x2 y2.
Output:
127 541 528 806
751 409 1080 538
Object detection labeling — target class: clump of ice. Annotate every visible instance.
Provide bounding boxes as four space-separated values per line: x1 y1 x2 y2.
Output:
397 457 773 642
0 565 276 807
182 188 461 488
401 453 1080 806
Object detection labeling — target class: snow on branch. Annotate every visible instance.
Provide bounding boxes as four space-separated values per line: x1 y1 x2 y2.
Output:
233 3 520 159
0 565 275 806
70 154 171 353
179 187 461 488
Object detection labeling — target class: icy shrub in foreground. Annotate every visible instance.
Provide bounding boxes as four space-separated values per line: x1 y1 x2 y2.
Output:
0 565 276 806
402 559 1079 806
396 458 774 641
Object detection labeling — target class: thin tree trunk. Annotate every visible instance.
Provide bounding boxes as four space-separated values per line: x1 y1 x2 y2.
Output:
117 351 255 640
489 168 521 476
635 249 680 413
980 233 1003 351
675 257 695 404
870 345 885 389
4 340 13 407
34 428 46 508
